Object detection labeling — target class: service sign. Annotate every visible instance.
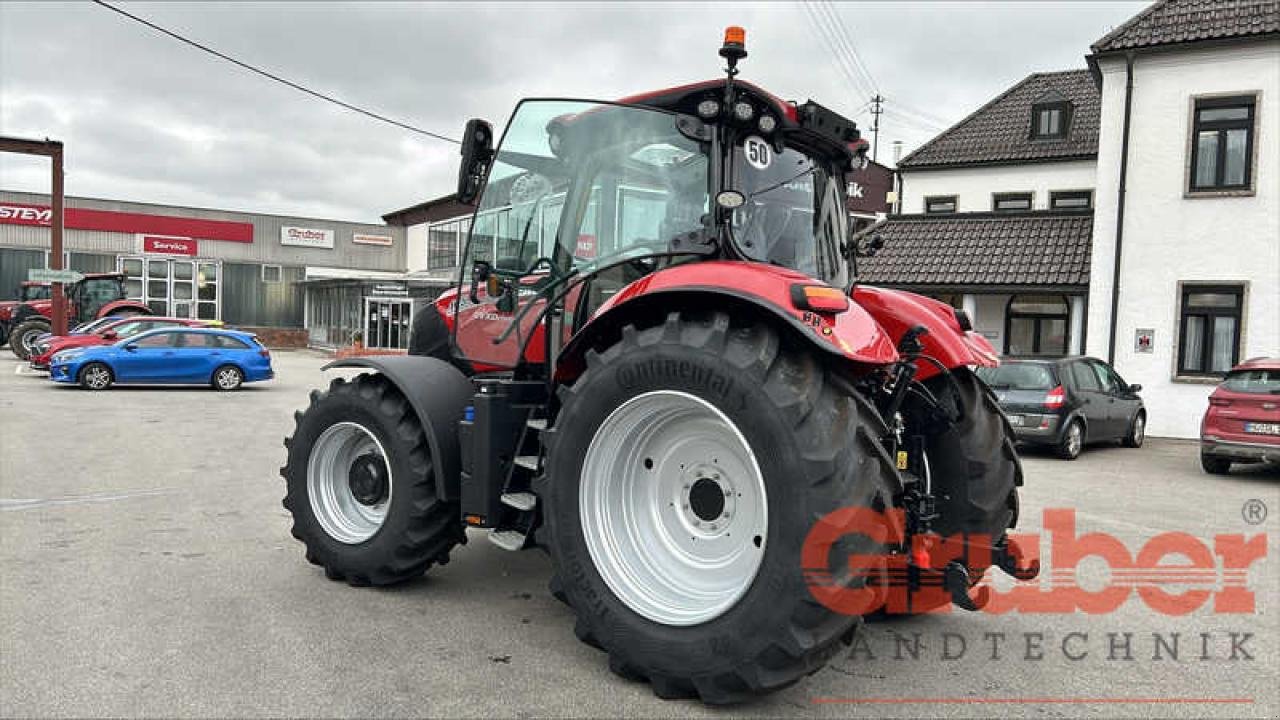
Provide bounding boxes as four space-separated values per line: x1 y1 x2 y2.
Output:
281 226 335 249
138 234 198 256
353 233 393 247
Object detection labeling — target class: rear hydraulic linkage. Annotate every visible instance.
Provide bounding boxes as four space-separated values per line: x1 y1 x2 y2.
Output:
869 325 1039 612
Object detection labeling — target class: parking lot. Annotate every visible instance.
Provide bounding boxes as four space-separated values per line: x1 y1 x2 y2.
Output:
0 348 1276 718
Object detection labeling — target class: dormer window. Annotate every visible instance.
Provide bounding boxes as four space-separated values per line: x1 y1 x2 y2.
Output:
1030 90 1072 140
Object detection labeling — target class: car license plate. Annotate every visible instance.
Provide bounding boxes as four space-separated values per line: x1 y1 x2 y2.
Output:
1007 414 1024 427
1244 422 1280 436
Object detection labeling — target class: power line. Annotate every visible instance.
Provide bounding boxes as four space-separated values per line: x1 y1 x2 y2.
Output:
91 0 460 145
816 0 880 97
801 1 874 105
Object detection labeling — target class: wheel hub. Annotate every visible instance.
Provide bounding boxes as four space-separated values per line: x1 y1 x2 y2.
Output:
348 453 389 506
682 468 735 532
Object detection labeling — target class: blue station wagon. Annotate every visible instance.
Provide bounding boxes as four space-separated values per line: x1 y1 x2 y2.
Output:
49 327 274 391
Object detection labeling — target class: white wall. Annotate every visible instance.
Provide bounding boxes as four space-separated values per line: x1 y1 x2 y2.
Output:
1087 41 1280 438
901 161 1097 214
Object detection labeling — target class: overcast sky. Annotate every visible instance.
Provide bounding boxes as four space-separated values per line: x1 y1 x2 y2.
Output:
0 1 1146 223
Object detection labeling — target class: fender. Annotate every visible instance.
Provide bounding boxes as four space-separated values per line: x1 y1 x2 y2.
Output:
97 299 152 318
851 285 998 381
324 356 474 501
556 260 898 382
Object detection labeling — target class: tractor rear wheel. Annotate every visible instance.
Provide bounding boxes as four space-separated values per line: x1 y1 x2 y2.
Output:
281 373 464 585
9 318 50 360
543 311 901 704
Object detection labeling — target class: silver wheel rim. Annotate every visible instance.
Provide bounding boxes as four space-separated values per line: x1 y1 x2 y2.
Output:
580 390 767 627
216 368 240 389
1133 416 1144 443
84 365 110 389
1067 424 1082 456
307 422 392 544
21 331 40 355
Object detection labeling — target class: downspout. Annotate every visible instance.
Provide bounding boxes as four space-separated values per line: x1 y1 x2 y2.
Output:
1106 51 1135 364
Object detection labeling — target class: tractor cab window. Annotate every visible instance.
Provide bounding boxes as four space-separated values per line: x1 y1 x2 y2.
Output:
731 144 847 287
78 277 123 318
464 100 709 283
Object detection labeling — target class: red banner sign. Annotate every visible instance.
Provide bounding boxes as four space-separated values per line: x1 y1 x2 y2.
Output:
0 202 253 243
140 234 198 256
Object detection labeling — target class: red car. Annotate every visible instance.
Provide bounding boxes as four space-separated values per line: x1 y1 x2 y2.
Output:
1200 357 1280 474
29 316 221 370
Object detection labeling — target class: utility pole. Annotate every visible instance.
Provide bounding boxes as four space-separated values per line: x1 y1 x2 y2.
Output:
869 94 884 162
0 137 66 335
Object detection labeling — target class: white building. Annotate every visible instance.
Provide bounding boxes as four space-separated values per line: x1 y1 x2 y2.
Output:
1085 0 1280 438
862 69 1101 357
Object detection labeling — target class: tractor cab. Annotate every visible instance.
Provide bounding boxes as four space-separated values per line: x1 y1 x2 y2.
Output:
68 273 130 322
451 32 868 373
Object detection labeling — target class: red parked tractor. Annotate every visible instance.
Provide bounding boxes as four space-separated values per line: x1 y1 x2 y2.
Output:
282 29 1036 704
6 272 151 360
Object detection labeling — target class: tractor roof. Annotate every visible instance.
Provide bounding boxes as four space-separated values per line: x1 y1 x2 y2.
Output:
618 79 800 123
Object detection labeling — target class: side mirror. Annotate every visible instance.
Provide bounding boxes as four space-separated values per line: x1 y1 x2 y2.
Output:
102 330 117 340
456 118 494 205
1128 384 1142 393
123 344 137 352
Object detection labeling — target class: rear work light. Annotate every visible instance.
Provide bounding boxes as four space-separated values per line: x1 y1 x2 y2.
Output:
1044 386 1065 409
790 284 849 314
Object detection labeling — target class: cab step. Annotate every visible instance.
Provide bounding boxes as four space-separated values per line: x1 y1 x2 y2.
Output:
514 455 540 472
526 418 547 432
500 491 537 512
488 529 529 552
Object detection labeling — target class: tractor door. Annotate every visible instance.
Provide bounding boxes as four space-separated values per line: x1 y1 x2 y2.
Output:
452 99 710 372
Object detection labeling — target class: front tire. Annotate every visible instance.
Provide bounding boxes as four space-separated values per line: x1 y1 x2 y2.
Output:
9 319 50 360
1123 412 1145 448
544 311 900 704
1201 453 1231 475
78 362 114 390
281 373 464 585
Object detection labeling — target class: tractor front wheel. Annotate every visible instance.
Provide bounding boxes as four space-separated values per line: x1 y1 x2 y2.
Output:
8 319 50 360
543 311 900 704
281 373 464 585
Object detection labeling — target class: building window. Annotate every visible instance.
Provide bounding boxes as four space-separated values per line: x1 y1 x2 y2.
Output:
925 195 957 214
1189 95 1256 192
1050 190 1093 209
1178 285 1243 376
1031 101 1071 139
427 217 468 271
993 192 1033 212
261 264 282 283
1005 294 1068 356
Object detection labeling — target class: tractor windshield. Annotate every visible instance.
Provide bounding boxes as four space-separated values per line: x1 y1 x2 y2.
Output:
729 143 848 287
465 100 709 281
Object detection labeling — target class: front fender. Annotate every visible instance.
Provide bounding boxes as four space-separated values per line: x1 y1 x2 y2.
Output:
324 356 474 501
851 285 996 381
557 261 898 382
98 300 152 318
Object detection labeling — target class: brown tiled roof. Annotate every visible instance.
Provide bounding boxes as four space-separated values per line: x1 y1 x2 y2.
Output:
1092 0 1280 54
856 210 1093 289
897 70 1099 169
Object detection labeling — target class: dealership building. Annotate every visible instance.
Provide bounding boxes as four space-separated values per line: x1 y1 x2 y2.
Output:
0 190 429 349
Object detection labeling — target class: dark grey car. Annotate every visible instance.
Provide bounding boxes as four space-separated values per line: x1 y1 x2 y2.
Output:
977 357 1146 459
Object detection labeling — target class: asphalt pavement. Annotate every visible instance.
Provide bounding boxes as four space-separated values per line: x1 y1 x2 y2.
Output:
1 349 1276 718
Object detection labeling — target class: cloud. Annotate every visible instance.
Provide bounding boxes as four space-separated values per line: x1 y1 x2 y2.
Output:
0 1 1146 222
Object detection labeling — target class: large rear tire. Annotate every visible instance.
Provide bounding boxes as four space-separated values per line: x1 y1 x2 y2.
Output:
9 318 50 360
543 311 901 704
281 373 464 585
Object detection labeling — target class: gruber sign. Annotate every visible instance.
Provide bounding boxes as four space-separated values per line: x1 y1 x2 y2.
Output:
0 202 253 243
138 234 198 256
281 226 335 249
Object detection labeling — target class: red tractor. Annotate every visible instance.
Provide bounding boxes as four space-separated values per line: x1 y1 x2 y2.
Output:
6 272 151 360
0 281 51 346
281 29 1036 704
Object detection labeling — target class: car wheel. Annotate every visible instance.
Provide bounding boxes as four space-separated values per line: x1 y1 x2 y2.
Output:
78 362 114 391
212 365 243 391
1200 453 1231 475
1122 412 1145 448
1056 419 1083 460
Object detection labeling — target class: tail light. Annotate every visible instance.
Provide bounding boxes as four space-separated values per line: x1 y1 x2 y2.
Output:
1209 397 1232 407
1044 386 1065 409
259 349 271 359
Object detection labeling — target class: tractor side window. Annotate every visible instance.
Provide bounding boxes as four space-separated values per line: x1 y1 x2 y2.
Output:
80 278 120 317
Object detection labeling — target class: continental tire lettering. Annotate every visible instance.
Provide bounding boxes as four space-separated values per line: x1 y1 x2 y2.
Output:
616 357 735 401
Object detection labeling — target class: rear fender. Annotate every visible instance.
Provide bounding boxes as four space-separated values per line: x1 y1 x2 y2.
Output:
97 300 152 318
324 356 474 501
851 285 998 381
556 261 898 383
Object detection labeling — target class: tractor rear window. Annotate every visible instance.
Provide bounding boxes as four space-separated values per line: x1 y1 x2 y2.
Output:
1221 369 1280 394
977 363 1056 390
